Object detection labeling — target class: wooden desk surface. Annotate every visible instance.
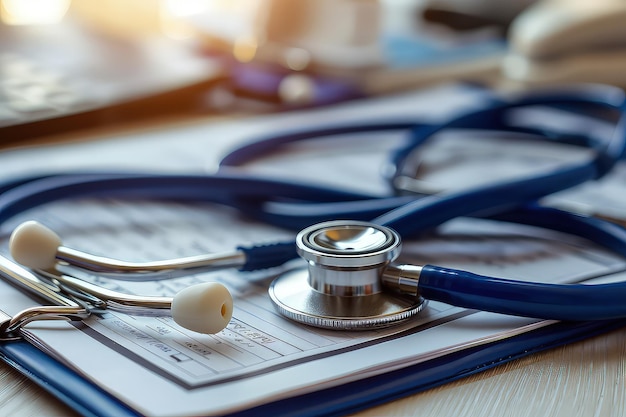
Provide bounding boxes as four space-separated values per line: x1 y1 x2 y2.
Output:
2 326 625 417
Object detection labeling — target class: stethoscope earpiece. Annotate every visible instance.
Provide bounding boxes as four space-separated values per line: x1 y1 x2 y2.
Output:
170 282 233 334
10 220 62 270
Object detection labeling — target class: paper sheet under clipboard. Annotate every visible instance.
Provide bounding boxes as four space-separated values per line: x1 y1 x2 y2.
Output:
1 85 626 417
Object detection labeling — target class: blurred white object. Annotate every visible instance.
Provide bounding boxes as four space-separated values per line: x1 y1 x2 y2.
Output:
0 0 71 25
257 0 382 69
504 0 626 86
186 0 383 70
187 0 505 99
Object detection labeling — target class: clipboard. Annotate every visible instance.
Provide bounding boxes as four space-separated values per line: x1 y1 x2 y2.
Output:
0 318 623 417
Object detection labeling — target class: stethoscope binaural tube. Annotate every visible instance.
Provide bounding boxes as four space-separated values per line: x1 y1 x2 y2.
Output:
0 251 234 339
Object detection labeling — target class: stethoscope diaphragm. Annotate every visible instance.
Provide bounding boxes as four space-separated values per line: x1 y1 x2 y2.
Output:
268 221 425 330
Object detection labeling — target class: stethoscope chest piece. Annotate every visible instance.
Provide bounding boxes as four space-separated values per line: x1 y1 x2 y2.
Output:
269 221 425 330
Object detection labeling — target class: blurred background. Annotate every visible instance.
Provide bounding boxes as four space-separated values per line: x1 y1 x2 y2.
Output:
1 0 623 141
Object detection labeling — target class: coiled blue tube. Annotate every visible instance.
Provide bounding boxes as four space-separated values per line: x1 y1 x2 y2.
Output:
418 265 626 321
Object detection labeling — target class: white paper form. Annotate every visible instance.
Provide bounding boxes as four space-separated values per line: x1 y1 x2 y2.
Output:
0 85 626 416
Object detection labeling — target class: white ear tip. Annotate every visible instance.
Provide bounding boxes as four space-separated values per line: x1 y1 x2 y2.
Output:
171 282 233 334
9 221 62 270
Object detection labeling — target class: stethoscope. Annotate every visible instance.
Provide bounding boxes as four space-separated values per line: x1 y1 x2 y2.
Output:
1 84 626 340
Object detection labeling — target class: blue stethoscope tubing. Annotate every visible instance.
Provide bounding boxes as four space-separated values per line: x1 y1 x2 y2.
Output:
217 85 626 232
1 85 626 324
219 84 626 170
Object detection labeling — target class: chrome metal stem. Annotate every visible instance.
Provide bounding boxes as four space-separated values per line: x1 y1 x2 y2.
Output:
381 264 422 298
2 305 90 336
0 255 90 340
56 246 246 275
37 269 173 313
0 256 79 308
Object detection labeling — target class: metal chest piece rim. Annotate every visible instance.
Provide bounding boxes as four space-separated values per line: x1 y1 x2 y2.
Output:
269 220 424 330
